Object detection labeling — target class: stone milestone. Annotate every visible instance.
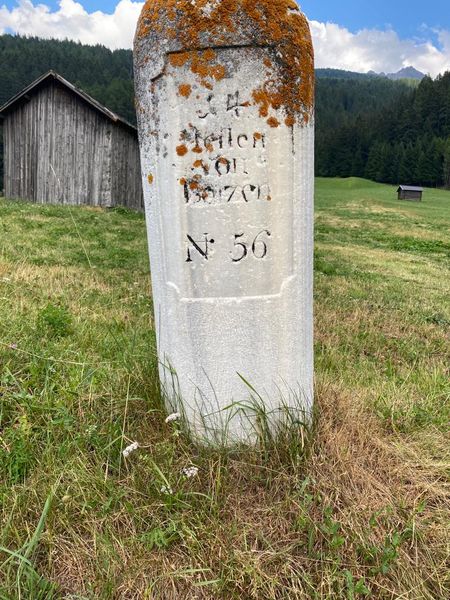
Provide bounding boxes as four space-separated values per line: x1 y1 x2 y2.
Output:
134 0 315 443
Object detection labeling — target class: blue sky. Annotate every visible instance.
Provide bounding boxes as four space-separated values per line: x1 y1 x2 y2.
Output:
0 1 449 75
301 0 449 39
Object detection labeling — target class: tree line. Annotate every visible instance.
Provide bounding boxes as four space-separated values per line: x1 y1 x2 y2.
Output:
316 72 450 188
1 34 450 191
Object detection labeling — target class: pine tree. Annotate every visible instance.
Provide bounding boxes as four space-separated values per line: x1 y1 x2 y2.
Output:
443 137 450 188
399 144 416 184
365 142 383 181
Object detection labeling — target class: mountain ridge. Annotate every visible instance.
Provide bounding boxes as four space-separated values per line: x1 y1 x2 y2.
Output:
318 66 426 81
381 66 426 80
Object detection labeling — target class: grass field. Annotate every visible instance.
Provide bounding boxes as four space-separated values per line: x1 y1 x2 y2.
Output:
0 177 448 599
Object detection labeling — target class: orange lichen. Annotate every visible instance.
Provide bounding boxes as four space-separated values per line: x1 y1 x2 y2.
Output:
211 64 226 81
254 132 262 140
252 88 270 118
176 144 188 156
167 27 177 39
192 145 203 154
285 115 295 127
193 159 210 173
147 173 154 184
167 4 176 20
169 52 190 67
136 0 314 124
267 117 280 128
191 55 210 79
203 48 216 61
178 83 192 97
179 177 187 185
188 51 227 88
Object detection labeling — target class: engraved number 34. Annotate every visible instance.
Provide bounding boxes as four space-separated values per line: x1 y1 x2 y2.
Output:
231 230 272 263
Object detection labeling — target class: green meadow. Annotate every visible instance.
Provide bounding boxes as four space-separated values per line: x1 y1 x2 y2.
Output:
0 178 448 599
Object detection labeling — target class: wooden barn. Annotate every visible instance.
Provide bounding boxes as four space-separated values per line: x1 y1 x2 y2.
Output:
0 71 143 210
397 185 423 202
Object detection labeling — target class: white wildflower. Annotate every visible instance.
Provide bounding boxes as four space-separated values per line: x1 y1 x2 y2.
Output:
182 466 199 479
160 484 173 495
85 424 97 436
122 441 139 458
165 412 181 424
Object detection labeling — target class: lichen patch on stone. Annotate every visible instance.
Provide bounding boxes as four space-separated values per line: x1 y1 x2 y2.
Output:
176 144 189 156
137 0 314 124
169 52 190 68
178 83 192 97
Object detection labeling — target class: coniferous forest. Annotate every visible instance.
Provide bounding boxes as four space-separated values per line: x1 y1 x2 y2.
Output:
1 34 450 191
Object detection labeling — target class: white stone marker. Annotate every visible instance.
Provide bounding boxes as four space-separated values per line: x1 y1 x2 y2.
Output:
134 0 314 443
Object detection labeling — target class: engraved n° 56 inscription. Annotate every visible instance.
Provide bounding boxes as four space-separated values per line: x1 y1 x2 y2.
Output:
186 230 272 263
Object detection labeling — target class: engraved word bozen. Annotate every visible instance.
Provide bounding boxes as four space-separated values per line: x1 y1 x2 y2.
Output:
134 0 314 443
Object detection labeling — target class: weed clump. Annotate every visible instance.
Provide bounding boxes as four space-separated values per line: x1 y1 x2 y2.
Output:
37 303 73 338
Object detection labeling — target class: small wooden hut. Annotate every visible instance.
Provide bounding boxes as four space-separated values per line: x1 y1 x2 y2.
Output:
397 185 423 202
0 71 143 210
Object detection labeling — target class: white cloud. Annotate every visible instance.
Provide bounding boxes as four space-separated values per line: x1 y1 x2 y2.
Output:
0 0 143 49
311 20 450 76
0 1 449 76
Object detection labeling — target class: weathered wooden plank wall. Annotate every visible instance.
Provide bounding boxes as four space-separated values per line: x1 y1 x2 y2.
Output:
3 81 143 209
112 125 144 211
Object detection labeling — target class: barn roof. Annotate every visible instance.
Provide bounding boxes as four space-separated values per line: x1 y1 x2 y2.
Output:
397 185 423 192
0 70 137 134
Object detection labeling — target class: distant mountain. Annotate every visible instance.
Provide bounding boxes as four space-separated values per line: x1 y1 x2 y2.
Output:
317 67 426 81
381 67 426 81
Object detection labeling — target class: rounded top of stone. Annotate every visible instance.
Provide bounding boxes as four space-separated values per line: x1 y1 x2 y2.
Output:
134 0 314 124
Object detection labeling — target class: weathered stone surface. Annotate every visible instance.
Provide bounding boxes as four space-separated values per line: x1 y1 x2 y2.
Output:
134 0 314 443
